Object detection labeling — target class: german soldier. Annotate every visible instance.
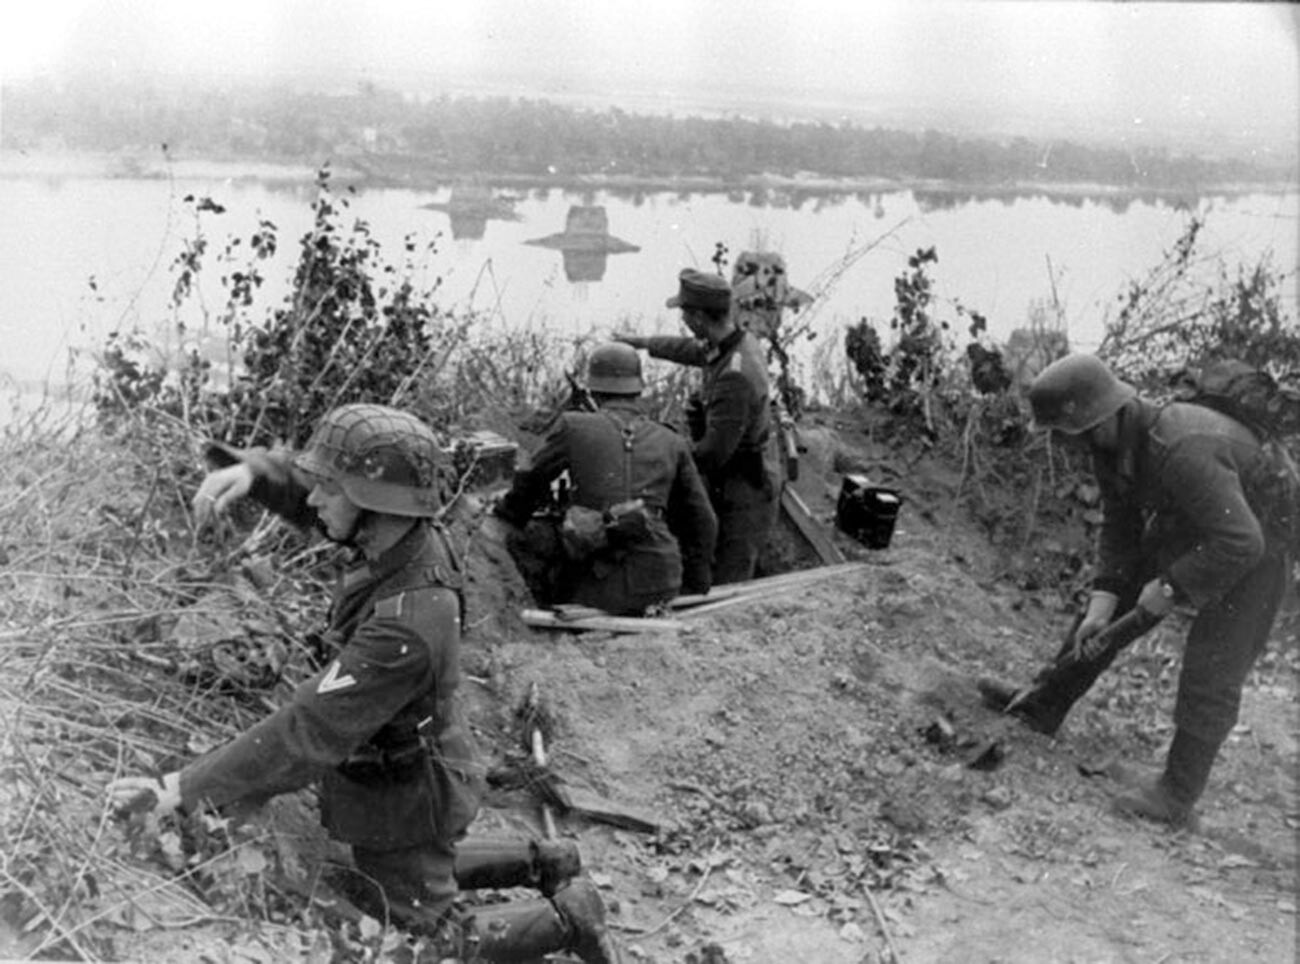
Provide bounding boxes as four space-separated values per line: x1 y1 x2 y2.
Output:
617 268 780 584
979 355 1292 829
106 404 622 962
490 341 717 615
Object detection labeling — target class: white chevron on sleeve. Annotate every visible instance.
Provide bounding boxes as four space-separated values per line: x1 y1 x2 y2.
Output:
317 660 357 695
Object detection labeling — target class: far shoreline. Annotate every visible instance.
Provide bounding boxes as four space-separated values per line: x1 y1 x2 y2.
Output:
2 148 1295 204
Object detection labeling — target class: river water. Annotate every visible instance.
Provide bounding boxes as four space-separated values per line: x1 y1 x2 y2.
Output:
2 167 1296 403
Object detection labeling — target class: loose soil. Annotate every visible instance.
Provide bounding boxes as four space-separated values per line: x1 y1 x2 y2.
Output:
2 407 1295 964
456 412 1298 964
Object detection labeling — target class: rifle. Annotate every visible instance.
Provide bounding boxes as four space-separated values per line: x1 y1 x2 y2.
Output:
564 370 598 414
534 370 598 438
773 401 799 482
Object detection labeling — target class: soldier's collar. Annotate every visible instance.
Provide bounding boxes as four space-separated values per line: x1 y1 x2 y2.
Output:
707 327 745 362
341 521 427 589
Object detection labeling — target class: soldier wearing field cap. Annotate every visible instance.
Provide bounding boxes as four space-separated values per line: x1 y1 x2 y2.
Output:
617 268 780 583
978 354 1293 831
106 404 623 963
490 341 717 615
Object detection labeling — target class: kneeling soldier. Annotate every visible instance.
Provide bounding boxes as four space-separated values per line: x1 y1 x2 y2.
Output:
491 341 717 615
107 404 622 962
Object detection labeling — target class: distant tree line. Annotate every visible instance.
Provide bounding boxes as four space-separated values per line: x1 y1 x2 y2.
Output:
3 76 1291 190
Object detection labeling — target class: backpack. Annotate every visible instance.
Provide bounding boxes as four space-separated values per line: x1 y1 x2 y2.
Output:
1173 359 1300 551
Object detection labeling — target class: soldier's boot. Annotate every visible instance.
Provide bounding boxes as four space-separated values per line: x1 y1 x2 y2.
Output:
977 613 1129 736
454 837 582 897
461 877 623 964
1112 729 1217 830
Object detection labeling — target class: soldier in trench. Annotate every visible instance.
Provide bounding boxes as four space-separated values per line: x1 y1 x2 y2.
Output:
979 354 1293 829
617 268 780 584
486 340 718 616
106 404 623 963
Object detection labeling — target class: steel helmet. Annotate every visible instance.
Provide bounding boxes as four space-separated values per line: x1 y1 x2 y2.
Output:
294 404 446 517
586 342 644 395
1027 354 1137 434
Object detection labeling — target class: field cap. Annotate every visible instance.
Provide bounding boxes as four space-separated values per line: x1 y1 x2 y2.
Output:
666 268 731 311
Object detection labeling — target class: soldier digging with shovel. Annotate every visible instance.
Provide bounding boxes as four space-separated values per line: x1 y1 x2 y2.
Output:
979 354 1293 830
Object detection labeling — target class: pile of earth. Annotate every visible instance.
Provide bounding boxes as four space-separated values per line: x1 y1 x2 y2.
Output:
449 405 1298 963
14 404 1291 964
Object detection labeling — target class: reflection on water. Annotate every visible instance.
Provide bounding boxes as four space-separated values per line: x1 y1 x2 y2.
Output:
420 185 522 241
1 172 1294 393
523 206 641 282
233 169 1273 218
910 188 1206 215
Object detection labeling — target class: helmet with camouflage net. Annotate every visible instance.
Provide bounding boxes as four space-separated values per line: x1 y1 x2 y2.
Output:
1027 354 1136 434
294 404 446 517
586 342 644 395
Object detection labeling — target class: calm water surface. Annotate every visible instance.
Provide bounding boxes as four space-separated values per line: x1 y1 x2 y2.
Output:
3 173 1296 395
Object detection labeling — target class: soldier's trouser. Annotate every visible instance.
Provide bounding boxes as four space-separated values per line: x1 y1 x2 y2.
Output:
711 474 778 585
346 840 459 927
1174 550 1287 748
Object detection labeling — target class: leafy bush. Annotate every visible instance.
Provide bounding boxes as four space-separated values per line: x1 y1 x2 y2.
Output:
93 167 474 448
1099 214 1300 388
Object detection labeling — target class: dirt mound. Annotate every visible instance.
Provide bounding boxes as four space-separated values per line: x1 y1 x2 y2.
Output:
453 409 1299 963
3 410 1293 964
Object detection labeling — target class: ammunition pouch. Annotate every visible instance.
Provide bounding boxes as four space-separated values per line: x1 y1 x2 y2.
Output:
561 499 658 561
604 498 654 546
560 505 609 561
337 741 425 784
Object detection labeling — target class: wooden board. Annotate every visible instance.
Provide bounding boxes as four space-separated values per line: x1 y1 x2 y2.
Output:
522 608 686 634
670 561 868 611
780 484 846 565
526 563 871 630
548 782 663 834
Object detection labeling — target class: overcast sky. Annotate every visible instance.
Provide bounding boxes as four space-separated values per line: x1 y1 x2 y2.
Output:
2 1 1297 154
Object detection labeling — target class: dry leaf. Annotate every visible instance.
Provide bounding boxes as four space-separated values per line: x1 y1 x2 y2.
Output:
772 889 812 905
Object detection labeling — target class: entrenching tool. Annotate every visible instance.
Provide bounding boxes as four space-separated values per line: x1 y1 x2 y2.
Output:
1003 607 1163 715
507 683 661 836
523 682 559 840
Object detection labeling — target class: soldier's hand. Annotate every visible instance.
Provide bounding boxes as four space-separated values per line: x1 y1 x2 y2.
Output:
612 332 646 350
108 772 182 817
193 464 254 527
1136 576 1176 618
1070 590 1118 660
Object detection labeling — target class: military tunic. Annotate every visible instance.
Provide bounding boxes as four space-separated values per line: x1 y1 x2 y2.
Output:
1086 399 1290 746
643 329 780 583
495 398 717 615
179 448 482 854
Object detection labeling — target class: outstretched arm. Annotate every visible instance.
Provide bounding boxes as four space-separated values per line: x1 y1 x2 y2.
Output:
198 442 318 529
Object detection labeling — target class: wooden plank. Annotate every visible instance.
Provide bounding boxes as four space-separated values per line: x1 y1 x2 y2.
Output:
549 783 663 834
679 562 871 619
522 608 686 634
780 485 846 565
670 561 868 610
529 562 871 630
